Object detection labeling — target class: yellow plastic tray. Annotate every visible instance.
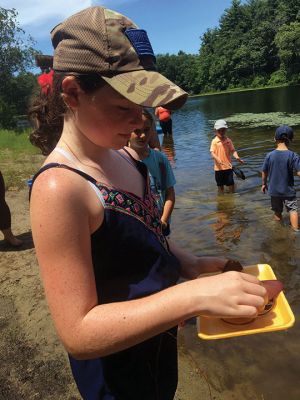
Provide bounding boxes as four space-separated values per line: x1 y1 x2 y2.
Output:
197 264 295 340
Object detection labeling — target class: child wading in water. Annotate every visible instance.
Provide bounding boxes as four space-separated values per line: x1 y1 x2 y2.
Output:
155 106 173 135
29 6 266 400
210 119 244 193
127 109 175 236
262 125 300 231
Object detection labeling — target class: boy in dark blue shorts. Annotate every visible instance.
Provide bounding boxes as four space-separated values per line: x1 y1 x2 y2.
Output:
262 125 300 231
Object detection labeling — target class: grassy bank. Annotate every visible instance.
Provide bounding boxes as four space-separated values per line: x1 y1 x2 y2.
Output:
0 129 44 189
190 83 299 98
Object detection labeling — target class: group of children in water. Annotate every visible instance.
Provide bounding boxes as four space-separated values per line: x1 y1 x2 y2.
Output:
1 4 299 400
211 119 300 231
126 108 300 237
131 111 300 236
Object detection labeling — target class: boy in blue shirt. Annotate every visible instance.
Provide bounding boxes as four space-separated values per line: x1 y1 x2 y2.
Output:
127 109 176 236
262 125 300 231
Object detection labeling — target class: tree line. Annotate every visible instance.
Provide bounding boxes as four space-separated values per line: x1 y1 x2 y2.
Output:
0 8 37 128
1 0 300 128
157 0 300 94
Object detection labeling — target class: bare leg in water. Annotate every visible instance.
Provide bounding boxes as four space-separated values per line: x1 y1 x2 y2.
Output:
289 211 299 231
228 184 235 193
274 211 282 222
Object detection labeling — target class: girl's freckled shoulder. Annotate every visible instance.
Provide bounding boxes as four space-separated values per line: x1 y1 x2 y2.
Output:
31 167 91 209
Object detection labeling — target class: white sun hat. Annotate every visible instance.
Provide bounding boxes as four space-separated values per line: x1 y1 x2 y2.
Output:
214 119 228 130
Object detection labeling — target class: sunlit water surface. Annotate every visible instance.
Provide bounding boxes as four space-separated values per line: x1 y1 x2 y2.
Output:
161 86 300 400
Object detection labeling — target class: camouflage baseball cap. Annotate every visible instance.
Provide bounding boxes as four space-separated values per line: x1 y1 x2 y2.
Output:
51 6 187 110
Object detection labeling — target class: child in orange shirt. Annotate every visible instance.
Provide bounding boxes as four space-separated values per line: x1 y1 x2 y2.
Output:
155 106 172 135
210 119 244 193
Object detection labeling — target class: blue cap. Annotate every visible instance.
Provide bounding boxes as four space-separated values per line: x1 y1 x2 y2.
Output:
275 125 294 141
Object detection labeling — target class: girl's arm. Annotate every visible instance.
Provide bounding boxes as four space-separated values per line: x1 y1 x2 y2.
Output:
31 170 266 360
161 186 175 226
168 238 228 279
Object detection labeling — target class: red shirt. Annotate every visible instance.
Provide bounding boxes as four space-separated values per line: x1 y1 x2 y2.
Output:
156 107 171 122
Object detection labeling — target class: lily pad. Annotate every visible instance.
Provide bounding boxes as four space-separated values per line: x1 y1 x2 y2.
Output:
225 112 300 129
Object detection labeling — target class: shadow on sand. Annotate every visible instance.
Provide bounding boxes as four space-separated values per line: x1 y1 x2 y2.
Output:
0 231 34 252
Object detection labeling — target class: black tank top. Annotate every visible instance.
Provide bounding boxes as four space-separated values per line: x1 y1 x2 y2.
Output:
30 160 180 400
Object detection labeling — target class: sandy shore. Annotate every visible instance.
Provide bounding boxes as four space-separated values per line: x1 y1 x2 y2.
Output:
0 189 213 400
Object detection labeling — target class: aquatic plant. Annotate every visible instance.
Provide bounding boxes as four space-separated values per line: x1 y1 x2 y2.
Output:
225 112 300 129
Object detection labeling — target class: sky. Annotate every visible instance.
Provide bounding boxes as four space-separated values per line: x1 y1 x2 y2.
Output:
3 0 234 56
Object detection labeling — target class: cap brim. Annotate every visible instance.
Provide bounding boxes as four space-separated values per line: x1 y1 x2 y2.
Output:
102 70 188 110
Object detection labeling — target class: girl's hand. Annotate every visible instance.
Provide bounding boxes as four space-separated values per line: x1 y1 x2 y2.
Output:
261 184 268 193
161 220 168 229
223 258 243 272
191 256 228 276
184 256 242 278
190 271 266 318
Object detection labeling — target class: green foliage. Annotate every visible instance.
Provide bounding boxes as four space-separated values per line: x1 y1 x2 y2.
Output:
275 21 300 79
157 52 201 94
0 129 37 153
0 8 34 75
0 129 43 189
0 7 39 129
156 0 300 94
268 68 287 85
250 75 268 87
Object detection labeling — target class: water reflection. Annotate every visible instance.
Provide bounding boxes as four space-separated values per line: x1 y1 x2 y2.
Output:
211 194 245 251
162 134 176 167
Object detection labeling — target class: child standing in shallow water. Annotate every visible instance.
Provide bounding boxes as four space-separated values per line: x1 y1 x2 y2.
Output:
28 6 266 400
155 106 173 135
127 109 176 236
210 119 244 193
262 125 300 231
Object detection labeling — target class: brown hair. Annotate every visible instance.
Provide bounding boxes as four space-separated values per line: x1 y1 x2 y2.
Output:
28 73 107 155
35 54 53 72
142 108 154 123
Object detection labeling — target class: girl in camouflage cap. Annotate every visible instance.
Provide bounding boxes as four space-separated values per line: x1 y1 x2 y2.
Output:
29 6 266 400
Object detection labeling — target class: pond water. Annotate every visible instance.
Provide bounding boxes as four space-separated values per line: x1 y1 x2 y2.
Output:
163 85 300 400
